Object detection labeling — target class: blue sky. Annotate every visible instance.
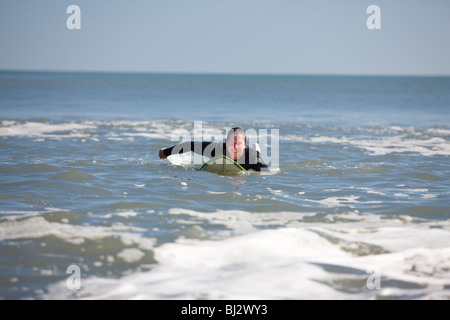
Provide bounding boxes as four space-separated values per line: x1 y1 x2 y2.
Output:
0 0 449 75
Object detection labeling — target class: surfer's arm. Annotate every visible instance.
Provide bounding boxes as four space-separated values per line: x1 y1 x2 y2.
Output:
245 149 270 172
159 142 222 158
158 149 168 159
251 160 270 172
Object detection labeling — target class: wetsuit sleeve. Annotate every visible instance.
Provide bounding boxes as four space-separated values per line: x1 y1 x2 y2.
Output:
252 151 270 172
242 148 269 172
162 141 224 158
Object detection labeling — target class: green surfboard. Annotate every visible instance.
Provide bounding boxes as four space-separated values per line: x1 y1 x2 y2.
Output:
199 155 246 175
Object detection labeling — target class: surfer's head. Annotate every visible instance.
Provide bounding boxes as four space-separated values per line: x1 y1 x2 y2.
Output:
226 127 247 160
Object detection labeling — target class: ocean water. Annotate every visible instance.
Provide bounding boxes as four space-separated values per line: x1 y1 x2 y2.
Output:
0 71 449 300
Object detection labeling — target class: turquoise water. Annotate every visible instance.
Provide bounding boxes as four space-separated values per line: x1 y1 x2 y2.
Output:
0 71 449 299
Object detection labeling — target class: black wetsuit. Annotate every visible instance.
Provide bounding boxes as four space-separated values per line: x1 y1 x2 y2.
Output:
162 141 269 172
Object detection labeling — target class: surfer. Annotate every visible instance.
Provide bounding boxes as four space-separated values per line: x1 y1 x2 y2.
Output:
159 127 269 172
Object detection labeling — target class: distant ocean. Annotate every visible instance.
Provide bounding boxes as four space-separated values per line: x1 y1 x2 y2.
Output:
0 71 449 300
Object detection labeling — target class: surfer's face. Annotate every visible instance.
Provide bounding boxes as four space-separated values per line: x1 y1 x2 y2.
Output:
226 134 246 160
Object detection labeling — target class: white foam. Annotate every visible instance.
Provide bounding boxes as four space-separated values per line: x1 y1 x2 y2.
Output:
403 188 428 193
421 194 438 199
0 121 96 138
167 153 199 166
0 210 42 221
158 228 346 268
0 216 155 250
45 227 351 300
306 195 382 208
168 208 316 233
359 187 386 196
101 211 139 219
426 128 450 136
267 187 289 198
0 119 195 141
310 224 450 252
394 193 410 198
107 137 134 141
43 211 450 300
283 128 450 156
117 248 145 263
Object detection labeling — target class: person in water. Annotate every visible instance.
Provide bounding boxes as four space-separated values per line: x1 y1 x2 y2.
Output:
159 127 269 172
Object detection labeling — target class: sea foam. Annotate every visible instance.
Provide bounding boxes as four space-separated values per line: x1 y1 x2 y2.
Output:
42 210 450 300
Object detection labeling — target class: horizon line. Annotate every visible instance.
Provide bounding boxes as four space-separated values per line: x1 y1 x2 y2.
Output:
1 68 450 78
